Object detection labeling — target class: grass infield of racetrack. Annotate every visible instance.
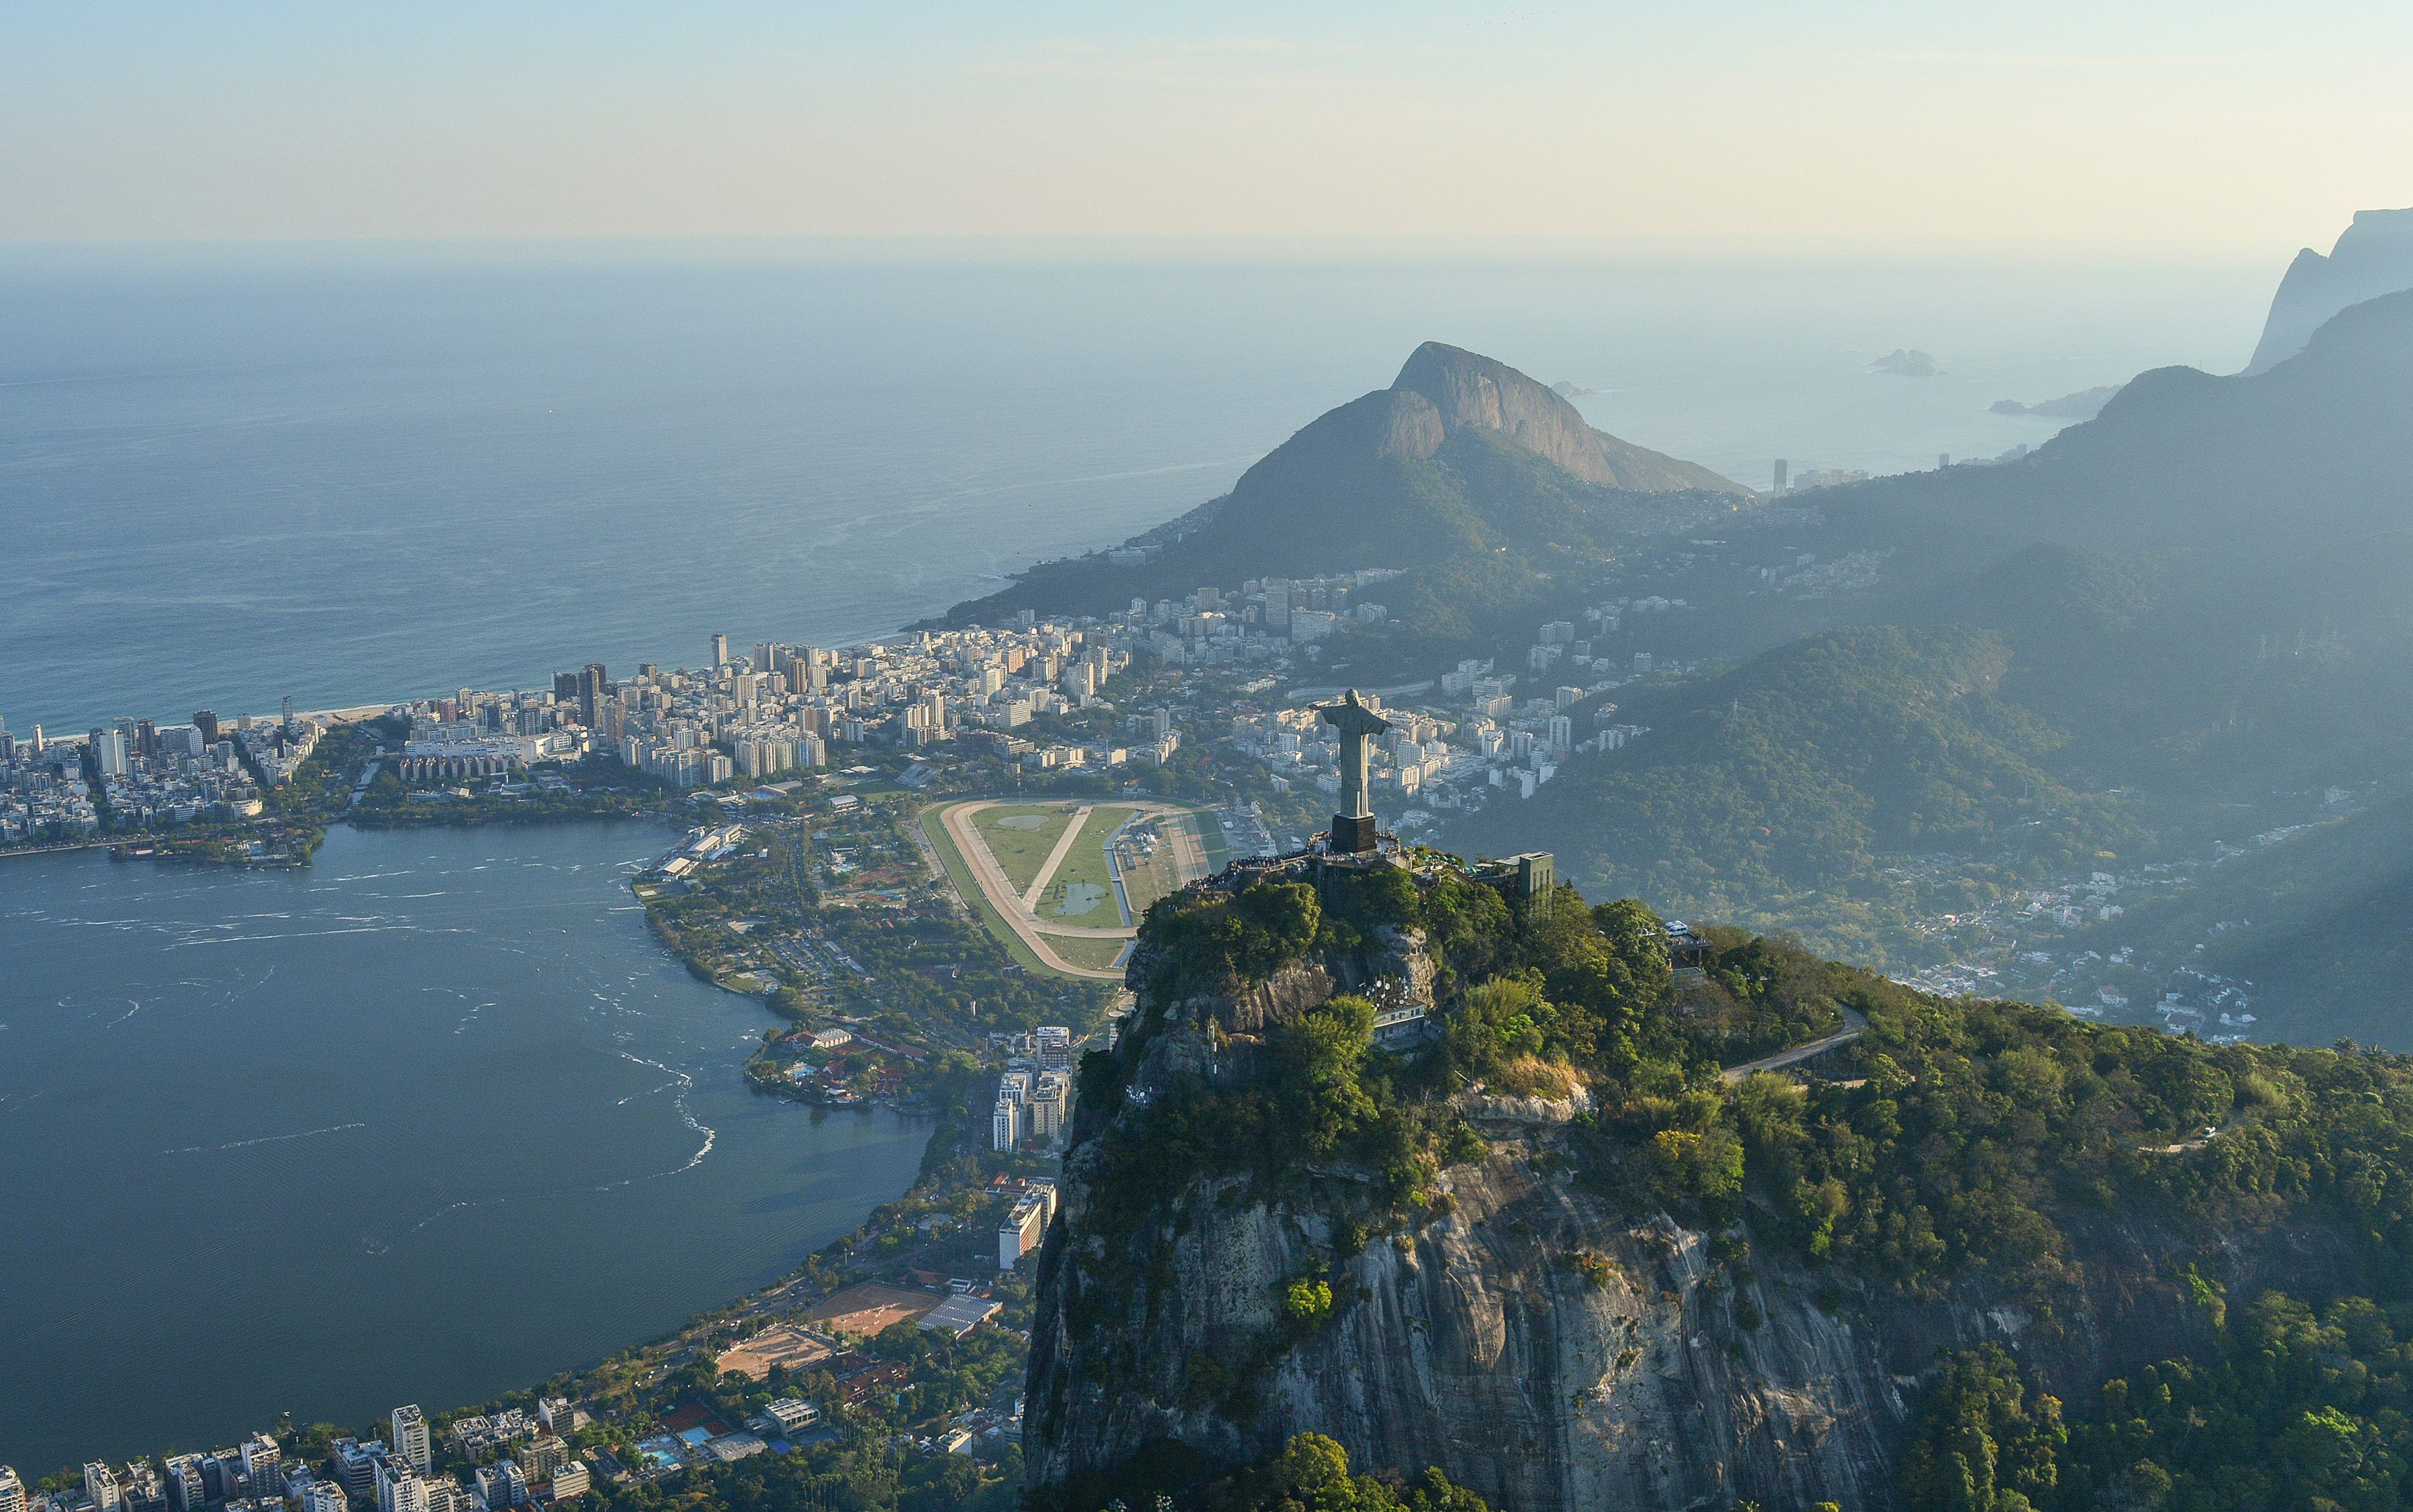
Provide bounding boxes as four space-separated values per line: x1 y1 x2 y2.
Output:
923 799 1217 982
1037 806 1137 923
972 803 1083 894
1047 934 1133 973
917 805 1078 980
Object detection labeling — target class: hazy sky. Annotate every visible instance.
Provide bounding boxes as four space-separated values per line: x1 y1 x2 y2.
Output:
6 1 2407 248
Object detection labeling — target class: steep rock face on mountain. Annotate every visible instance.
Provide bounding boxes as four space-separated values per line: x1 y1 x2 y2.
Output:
1026 866 2402 1512
1189 344 1745 566
1131 921 1437 1042
937 342 1745 624
2244 207 2413 374
1388 342 1737 493
1028 1019 2361 1512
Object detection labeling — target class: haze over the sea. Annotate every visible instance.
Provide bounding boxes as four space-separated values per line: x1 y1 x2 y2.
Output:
0 240 2271 736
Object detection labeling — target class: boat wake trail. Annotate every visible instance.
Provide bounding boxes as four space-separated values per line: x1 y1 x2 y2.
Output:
165 1121 365 1155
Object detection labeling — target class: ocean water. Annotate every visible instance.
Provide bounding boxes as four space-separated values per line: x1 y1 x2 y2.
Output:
0 822 928 1469
0 241 2275 736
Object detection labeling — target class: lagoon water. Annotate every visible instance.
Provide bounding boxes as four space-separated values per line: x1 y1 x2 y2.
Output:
0 822 928 1469
0 241 2273 736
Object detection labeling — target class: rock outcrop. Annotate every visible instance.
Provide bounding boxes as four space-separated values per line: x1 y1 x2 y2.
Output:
936 338 1754 625
1028 1086 2361 1512
2244 206 2413 374
1388 342 1744 493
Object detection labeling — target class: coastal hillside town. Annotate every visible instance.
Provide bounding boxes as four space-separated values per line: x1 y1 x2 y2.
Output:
1 562 1669 859
1 554 2341 1504
6 547 2290 1063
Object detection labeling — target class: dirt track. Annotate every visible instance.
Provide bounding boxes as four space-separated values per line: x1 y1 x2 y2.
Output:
932 799 1215 981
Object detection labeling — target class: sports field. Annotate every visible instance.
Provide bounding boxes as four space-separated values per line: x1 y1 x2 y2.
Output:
974 803 1082 893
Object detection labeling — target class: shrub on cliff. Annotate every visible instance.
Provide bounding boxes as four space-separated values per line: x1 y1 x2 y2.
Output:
1895 1345 2063 1512
1282 1279 1334 1329
1905 1284 2413 1511
1735 993 2413 1294
1196 1434 1490 1512
1142 881 1324 990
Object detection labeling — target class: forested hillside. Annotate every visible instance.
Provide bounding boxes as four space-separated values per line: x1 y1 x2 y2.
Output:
2066 788 2413 1051
1453 522 2413 979
1460 623 2148 964
1030 860 2413 1511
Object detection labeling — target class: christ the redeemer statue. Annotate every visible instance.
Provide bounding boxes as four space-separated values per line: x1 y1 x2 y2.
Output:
1320 689 1392 854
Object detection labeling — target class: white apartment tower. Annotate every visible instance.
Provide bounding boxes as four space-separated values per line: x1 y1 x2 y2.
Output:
1034 1026 1073 1070
393 1406 431 1472
239 1438 281 1499
376 1457 425 1512
0 1466 26 1512
161 1457 203 1512
85 1465 122 1512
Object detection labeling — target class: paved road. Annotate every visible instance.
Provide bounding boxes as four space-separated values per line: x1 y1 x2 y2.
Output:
1721 1006 1870 1084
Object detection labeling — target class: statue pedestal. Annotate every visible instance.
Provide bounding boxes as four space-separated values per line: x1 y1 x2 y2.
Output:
1330 813 1378 855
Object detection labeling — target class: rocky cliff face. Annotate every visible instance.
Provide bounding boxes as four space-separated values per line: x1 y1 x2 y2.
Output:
1030 1027 2364 1512
1242 342 1744 497
2244 206 2413 374
1390 342 1744 494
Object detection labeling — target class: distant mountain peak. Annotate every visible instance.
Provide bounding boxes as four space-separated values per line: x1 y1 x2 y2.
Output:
1385 342 1742 493
2244 206 2413 374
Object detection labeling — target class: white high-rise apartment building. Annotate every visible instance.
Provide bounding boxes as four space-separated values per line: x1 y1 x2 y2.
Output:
376 1457 426 1512
92 728 130 777
162 1457 204 1512
305 1481 349 1512
991 1097 1020 1151
1035 1026 1074 1070
393 1406 431 1473
0 1465 26 1512
85 1464 123 1512
240 1438 281 1499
